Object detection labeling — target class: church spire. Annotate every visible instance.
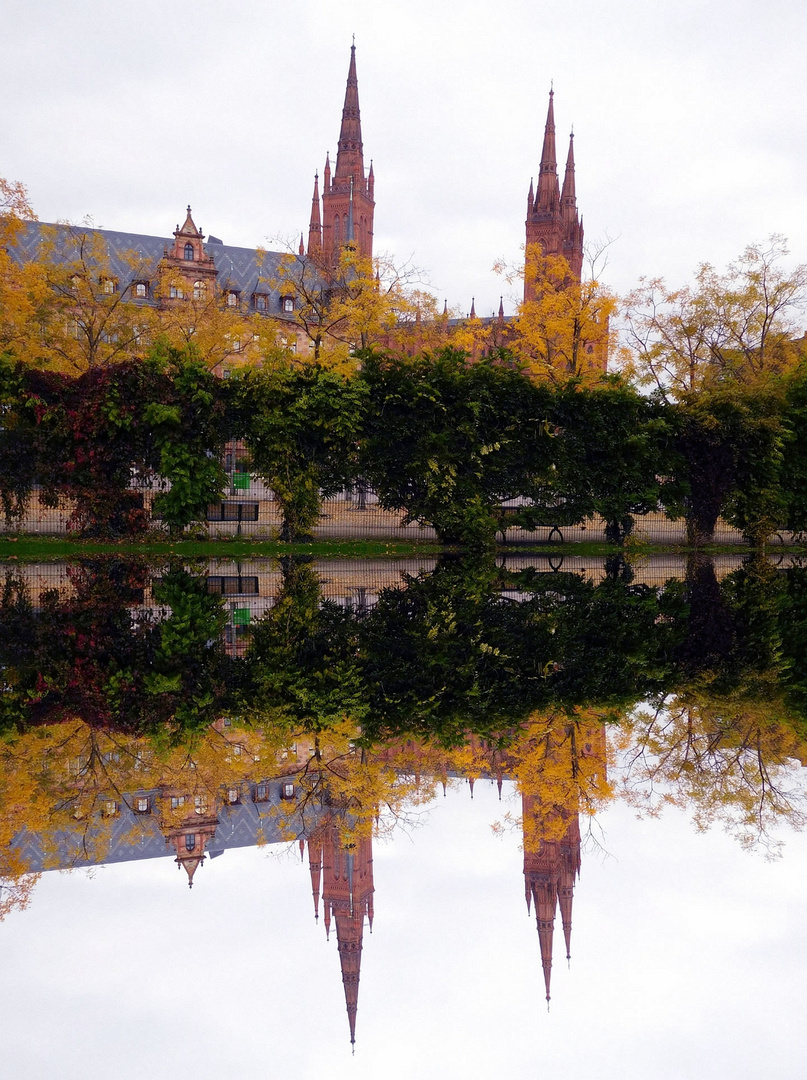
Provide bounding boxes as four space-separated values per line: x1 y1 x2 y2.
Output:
536 89 559 211
334 41 364 186
561 131 577 217
321 43 375 262
308 172 322 255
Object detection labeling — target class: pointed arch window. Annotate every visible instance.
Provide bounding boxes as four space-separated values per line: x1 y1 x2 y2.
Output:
333 215 341 248
184 243 195 261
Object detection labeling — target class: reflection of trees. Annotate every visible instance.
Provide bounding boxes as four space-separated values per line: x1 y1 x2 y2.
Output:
615 696 807 855
496 709 614 847
0 559 229 735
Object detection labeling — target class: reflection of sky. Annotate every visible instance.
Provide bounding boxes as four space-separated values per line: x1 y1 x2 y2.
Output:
3 781 805 1079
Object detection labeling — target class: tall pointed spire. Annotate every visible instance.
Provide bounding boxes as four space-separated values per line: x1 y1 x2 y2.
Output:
308 835 323 920
320 44 375 262
536 89 559 211
561 131 577 217
308 172 322 255
334 41 364 186
524 88 584 297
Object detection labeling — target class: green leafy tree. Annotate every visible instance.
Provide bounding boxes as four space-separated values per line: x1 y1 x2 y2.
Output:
359 349 556 548
672 385 787 546
228 364 367 541
143 343 227 535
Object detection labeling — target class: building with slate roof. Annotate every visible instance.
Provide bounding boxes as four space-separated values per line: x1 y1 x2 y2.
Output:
9 43 377 375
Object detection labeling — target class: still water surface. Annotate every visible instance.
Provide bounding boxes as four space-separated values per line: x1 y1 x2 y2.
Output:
1 554 805 1078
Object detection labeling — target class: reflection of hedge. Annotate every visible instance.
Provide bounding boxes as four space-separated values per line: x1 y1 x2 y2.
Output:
3 554 805 742
2 346 806 545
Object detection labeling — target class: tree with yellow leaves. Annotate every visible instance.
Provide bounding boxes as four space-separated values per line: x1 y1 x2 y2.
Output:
497 246 616 383
269 242 437 370
26 223 161 373
621 236 807 399
489 709 614 847
152 260 266 373
614 692 807 856
0 177 52 365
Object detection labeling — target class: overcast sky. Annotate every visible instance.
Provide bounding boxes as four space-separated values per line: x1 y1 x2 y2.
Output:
3 0 806 318
3 780 806 1079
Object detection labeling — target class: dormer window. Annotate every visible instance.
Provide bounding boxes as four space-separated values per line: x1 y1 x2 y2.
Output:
184 243 195 261
101 278 117 295
134 796 150 814
226 290 239 307
282 296 294 313
134 282 147 299
254 293 268 312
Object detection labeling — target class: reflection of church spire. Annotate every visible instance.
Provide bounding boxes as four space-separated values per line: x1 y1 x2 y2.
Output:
308 824 375 1046
521 793 581 1003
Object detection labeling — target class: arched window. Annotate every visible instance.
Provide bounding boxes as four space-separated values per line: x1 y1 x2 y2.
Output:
184 834 196 852
134 282 147 299
333 214 341 248
193 280 206 300
184 242 194 261
226 291 238 307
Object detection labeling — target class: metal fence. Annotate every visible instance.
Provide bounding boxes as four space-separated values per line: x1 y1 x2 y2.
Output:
2 482 797 545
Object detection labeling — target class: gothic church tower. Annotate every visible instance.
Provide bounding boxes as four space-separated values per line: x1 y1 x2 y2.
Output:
308 43 375 263
525 90 584 299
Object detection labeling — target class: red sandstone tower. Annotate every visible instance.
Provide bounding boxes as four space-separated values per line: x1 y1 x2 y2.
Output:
525 90 584 299
308 822 375 1046
308 43 375 263
522 795 581 1004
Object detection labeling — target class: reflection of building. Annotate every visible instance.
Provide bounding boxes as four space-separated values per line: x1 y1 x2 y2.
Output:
522 795 580 1003
306 824 375 1046
9 720 607 1036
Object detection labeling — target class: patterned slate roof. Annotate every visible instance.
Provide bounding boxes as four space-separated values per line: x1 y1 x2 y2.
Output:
14 221 295 310
13 782 300 874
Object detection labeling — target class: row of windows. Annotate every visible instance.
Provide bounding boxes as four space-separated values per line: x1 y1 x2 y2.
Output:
106 781 297 816
228 291 294 313
94 276 294 312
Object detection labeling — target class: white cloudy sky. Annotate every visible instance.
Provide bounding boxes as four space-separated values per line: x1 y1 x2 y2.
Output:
2 0 806 318
3 781 806 1080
